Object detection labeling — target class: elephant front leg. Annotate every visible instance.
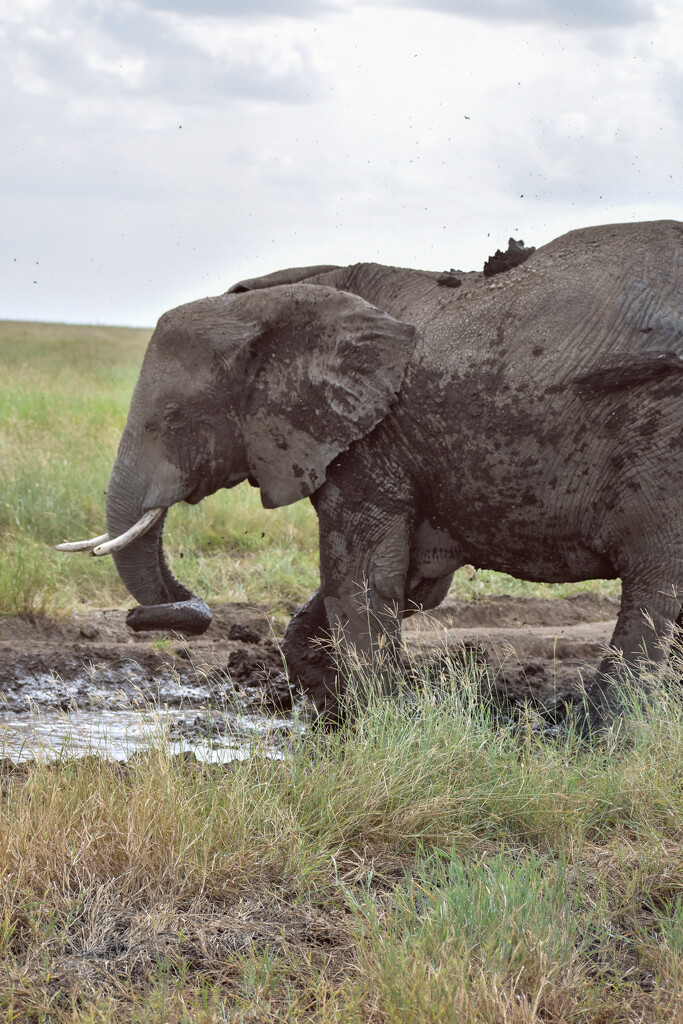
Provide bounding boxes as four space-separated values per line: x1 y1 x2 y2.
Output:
317 512 412 706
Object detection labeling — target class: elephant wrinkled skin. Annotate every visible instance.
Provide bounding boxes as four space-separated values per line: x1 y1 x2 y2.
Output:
83 220 682 731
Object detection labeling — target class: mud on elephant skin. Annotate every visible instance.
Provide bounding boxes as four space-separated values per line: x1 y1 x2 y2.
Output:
58 220 683 732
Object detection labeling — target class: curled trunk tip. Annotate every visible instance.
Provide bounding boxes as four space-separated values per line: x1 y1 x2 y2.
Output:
126 596 212 635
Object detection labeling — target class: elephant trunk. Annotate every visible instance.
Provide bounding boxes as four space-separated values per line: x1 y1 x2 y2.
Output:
105 457 212 635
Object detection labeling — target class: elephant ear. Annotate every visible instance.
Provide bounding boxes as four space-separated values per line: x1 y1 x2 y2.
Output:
239 284 416 508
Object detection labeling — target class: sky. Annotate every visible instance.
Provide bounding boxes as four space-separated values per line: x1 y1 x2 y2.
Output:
2 0 682 327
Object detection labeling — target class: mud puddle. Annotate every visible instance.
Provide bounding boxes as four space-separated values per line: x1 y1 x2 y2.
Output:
0 707 300 763
0 604 299 762
0 595 620 761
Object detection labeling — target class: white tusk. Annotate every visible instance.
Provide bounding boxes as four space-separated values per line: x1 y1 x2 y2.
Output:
55 533 109 552
92 507 165 556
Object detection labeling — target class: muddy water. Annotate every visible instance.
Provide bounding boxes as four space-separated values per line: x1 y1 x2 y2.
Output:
0 659 301 765
0 701 300 764
0 610 303 762
0 663 301 761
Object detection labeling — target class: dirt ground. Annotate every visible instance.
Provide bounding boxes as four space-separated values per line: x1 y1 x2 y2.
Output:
0 593 619 720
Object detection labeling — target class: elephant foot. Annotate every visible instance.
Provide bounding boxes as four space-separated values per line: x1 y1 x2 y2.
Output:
566 664 637 741
280 589 408 725
280 642 343 720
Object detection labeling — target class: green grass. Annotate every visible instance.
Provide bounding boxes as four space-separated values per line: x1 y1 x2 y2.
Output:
0 319 620 619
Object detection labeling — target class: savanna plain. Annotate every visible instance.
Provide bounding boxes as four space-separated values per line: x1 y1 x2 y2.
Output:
0 319 682 1022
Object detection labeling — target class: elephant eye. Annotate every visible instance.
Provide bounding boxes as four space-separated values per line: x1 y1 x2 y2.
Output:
164 404 184 427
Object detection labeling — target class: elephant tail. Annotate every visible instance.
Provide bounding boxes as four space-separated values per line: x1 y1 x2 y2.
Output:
574 350 683 395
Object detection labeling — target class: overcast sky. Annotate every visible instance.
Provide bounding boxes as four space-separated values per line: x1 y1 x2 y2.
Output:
2 0 681 326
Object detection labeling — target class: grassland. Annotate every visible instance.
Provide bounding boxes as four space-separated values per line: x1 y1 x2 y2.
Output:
0 318 619 621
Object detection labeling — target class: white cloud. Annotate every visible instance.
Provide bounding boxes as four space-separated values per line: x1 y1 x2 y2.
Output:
4 1 325 107
136 0 343 16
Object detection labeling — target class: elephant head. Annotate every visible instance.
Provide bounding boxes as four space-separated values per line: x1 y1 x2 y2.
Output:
59 284 415 634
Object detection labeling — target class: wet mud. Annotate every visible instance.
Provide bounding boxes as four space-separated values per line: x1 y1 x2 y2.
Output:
0 595 619 760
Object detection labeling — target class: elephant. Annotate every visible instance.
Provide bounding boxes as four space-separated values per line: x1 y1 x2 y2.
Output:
58 219 683 730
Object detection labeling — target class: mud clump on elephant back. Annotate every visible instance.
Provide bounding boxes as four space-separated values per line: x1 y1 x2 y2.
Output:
483 238 536 277
436 270 463 288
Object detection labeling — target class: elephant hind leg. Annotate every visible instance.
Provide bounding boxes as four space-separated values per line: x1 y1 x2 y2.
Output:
584 559 683 731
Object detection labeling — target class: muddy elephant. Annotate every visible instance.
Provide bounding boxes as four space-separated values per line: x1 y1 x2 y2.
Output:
59 220 683 730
